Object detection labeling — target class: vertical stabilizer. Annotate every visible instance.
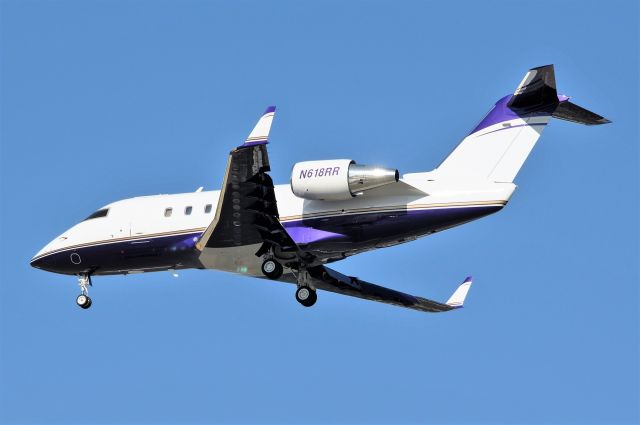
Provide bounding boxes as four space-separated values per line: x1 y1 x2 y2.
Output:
433 65 609 183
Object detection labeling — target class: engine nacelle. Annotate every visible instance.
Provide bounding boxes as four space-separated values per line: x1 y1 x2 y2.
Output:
291 159 399 201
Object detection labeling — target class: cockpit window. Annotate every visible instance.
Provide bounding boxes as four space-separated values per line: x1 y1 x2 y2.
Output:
84 208 109 221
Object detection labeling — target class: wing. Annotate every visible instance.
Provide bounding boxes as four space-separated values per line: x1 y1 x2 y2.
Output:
196 107 311 274
280 266 473 313
196 107 472 314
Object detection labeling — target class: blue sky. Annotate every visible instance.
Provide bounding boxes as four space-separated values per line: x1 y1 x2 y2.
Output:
1 1 638 424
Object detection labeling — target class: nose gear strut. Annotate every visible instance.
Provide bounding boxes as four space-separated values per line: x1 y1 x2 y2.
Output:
76 273 93 309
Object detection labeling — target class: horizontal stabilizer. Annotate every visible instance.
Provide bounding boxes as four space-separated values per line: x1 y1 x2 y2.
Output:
507 64 610 124
552 100 611 125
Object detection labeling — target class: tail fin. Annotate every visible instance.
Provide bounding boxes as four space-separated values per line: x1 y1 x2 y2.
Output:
434 65 609 183
508 64 560 112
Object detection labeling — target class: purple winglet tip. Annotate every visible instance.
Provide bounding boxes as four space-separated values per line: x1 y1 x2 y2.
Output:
264 105 276 114
557 94 570 102
464 276 473 283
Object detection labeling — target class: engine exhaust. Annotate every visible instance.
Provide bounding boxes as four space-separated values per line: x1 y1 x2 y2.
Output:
348 164 399 195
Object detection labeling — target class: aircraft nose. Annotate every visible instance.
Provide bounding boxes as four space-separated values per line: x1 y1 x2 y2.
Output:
30 255 44 269
30 244 56 272
30 250 67 274
30 234 80 274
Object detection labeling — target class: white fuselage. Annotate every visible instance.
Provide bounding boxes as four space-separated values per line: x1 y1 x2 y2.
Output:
32 176 515 276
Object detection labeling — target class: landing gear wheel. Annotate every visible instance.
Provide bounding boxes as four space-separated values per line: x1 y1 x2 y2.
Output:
261 259 283 280
76 294 92 309
295 286 317 307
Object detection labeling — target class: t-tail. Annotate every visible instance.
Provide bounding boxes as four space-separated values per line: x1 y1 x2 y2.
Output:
433 65 610 183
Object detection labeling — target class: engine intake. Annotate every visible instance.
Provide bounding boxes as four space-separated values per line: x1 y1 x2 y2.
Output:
291 159 399 201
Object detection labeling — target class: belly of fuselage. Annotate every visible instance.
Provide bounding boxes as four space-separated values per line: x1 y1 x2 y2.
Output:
283 204 504 260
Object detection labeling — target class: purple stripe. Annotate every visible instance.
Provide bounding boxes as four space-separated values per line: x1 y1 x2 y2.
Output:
470 95 519 135
238 140 269 148
470 93 567 136
263 105 276 114
282 225 346 244
282 204 503 247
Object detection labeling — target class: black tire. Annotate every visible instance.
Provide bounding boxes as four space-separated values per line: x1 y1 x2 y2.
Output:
76 294 91 309
261 259 283 280
296 286 317 307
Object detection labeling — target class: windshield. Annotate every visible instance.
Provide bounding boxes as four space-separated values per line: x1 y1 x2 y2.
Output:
84 208 109 221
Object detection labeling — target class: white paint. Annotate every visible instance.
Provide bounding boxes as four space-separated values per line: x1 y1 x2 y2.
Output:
290 159 354 200
446 278 473 307
244 109 275 143
433 116 551 182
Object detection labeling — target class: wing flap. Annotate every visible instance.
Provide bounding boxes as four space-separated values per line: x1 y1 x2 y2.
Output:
196 144 272 250
197 106 314 270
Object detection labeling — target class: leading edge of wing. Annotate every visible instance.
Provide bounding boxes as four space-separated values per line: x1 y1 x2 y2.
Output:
281 267 473 313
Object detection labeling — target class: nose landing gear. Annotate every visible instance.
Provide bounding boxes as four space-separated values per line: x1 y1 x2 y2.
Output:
76 273 92 309
76 294 92 309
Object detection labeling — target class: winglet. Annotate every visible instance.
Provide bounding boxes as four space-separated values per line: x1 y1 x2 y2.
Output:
445 276 473 308
241 106 276 148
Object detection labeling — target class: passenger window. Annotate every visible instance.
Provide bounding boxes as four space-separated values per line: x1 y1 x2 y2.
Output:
185 206 192 215
205 204 212 213
164 208 173 217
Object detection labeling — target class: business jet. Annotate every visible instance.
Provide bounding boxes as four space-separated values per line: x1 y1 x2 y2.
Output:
30 65 609 312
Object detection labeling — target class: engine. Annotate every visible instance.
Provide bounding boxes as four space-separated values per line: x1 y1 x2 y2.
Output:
290 159 399 201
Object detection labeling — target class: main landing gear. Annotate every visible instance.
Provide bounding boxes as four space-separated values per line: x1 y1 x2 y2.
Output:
260 257 317 308
295 285 317 307
261 258 283 280
76 273 92 309
294 268 317 307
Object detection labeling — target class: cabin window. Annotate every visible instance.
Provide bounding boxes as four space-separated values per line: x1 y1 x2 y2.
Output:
185 206 192 215
84 208 109 221
164 208 173 217
204 204 212 213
